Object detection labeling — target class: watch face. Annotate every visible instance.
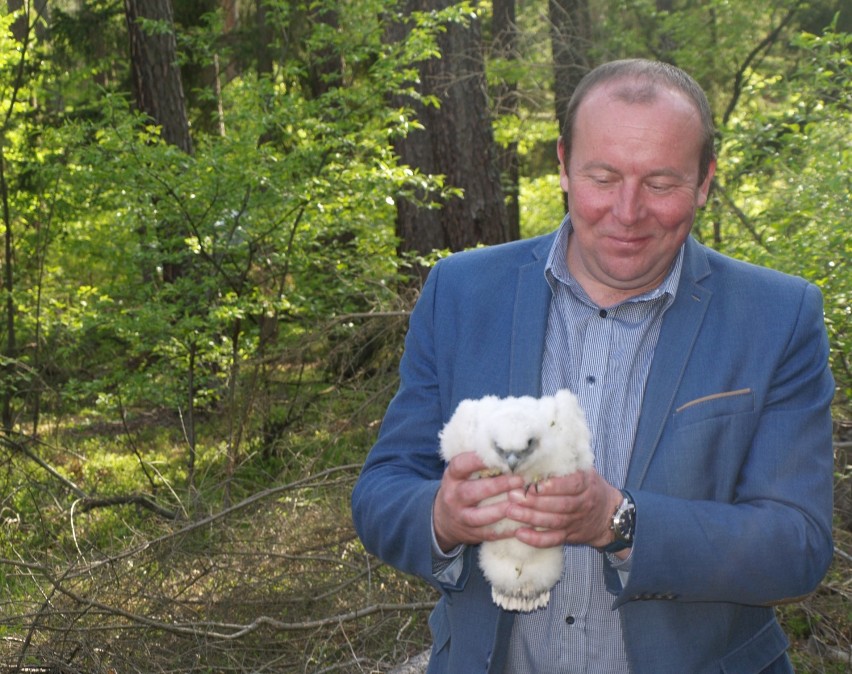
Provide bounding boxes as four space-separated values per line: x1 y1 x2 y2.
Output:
615 502 635 542
602 493 635 553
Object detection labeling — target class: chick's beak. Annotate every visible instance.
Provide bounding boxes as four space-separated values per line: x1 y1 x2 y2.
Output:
506 452 522 472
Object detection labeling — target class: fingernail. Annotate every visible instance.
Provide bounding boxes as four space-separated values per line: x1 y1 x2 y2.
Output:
508 489 526 503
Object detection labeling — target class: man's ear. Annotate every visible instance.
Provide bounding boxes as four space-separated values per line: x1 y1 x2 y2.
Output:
697 157 717 207
557 137 570 192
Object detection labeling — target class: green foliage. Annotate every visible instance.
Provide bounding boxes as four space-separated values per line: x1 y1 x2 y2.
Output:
520 174 565 237
1 0 465 425
0 2 849 672
0 2 845 458
713 26 851 410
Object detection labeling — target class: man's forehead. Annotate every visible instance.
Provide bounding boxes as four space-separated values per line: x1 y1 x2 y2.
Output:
586 78 683 105
579 81 701 123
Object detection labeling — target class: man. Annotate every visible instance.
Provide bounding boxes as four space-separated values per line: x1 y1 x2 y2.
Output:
351 59 835 673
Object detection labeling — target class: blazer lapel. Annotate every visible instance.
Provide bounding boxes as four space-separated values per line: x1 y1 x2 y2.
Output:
626 237 712 488
509 235 555 398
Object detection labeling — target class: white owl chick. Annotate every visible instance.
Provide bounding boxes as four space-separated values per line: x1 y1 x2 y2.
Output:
438 389 593 612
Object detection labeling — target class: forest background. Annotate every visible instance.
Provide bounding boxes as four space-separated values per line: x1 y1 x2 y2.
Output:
0 0 849 672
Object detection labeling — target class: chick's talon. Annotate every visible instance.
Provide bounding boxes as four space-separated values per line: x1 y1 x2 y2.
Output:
523 481 542 495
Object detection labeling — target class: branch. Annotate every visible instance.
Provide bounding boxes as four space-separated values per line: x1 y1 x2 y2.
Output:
722 3 803 125
64 463 363 579
116 393 160 494
190 601 439 639
0 432 86 498
712 178 770 251
75 493 179 520
332 310 412 321
834 546 852 565
38 563 437 640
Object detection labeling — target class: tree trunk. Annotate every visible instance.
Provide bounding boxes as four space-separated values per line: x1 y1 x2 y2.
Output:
0 0 37 431
124 0 194 286
255 0 274 77
124 0 194 156
124 0 199 480
304 4 343 98
549 0 591 212
389 0 509 265
1 142 14 431
492 0 520 241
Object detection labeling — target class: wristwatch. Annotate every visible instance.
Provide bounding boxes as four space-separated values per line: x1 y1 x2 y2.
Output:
600 490 635 554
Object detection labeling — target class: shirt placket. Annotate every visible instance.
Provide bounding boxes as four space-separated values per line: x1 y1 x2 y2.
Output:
576 308 613 470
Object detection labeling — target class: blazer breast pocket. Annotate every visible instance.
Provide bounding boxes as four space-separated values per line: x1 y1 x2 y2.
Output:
671 388 755 429
662 389 758 499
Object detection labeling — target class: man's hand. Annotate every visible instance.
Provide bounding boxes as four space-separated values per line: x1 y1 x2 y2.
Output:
505 468 625 555
433 451 525 553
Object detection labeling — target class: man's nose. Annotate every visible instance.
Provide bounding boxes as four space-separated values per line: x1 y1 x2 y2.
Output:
612 182 644 224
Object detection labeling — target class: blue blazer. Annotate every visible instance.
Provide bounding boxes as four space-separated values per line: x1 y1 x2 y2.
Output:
351 232 835 674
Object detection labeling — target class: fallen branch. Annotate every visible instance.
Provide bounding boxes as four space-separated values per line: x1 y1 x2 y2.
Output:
0 433 86 499
64 463 363 580
76 493 179 520
41 566 437 641
834 546 852 565
194 601 439 638
807 636 852 666
388 649 431 674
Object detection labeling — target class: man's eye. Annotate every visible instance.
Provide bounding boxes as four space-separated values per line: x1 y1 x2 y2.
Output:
647 182 674 193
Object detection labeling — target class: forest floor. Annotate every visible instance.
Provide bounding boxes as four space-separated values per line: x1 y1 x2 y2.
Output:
0 420 849 673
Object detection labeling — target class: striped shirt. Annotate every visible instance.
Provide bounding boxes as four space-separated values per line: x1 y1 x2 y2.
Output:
503 216 682 673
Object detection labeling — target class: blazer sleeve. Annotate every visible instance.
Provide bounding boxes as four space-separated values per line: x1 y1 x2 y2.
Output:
351 236 550 591
615 280 835 607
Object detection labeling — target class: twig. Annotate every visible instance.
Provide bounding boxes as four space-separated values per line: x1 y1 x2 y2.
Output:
63 463 363 579
0 433 86 498
75 493 180 520
721 2 803 125
712 178 769 251
39 565 437 641
834 546 852 565
116 393 160 494
313 658 375 674
332 310 411 321
171 601 439 638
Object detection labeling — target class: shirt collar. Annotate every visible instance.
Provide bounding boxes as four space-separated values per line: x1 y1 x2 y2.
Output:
545 214 683 308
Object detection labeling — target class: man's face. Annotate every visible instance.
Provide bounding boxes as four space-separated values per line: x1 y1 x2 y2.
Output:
558 83 715 306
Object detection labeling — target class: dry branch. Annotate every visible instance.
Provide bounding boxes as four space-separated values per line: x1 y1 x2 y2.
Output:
1 461 440 672
37 567 436 641
63 463 362 580
76 493 179 520
0 433 86 498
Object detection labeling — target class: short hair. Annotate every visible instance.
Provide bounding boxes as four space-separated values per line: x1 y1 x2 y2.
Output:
560 59 716 185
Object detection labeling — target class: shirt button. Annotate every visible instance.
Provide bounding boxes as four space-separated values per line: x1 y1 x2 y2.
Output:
565 615 575 625
599 309 608 318
586 375 596 385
